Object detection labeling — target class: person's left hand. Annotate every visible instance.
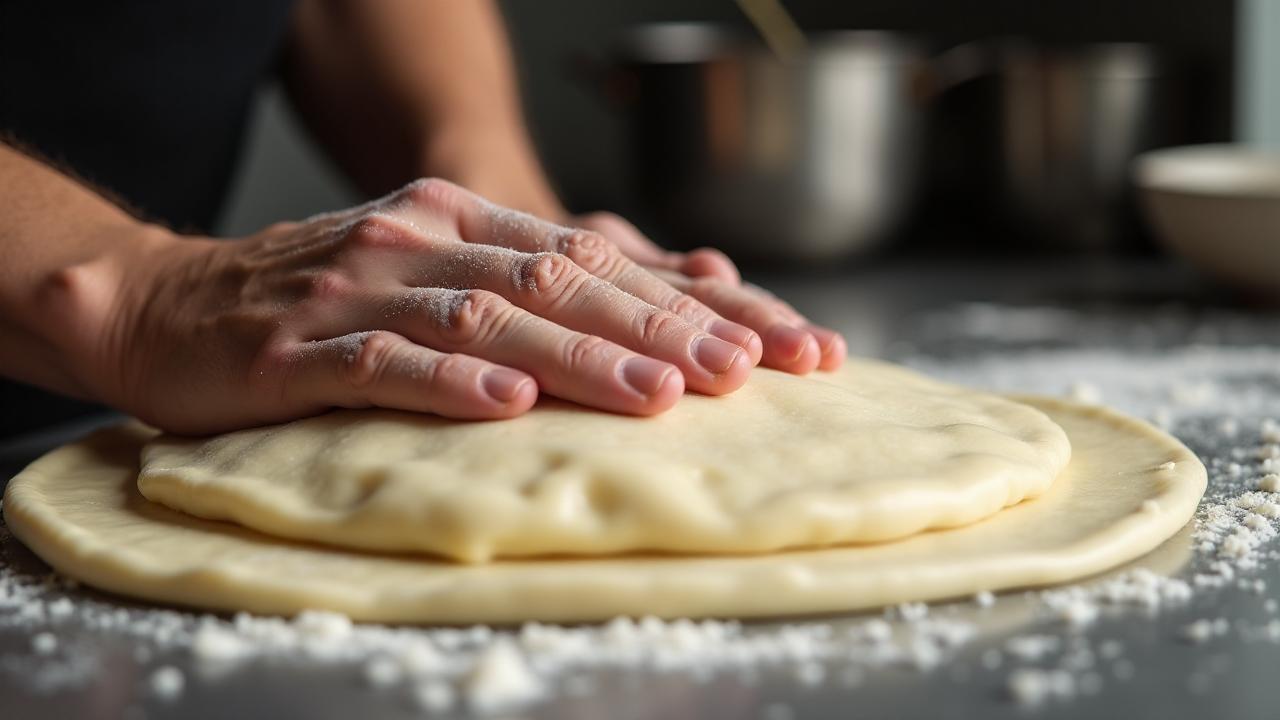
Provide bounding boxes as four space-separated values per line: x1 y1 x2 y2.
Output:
572 211 846 373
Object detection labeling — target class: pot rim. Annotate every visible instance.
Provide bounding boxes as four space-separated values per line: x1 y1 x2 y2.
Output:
614 22 924 65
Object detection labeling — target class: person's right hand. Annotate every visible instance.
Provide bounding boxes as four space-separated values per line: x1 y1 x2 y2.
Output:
79 180 775 435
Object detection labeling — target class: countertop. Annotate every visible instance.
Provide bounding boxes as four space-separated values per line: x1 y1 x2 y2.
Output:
4 255 1280 720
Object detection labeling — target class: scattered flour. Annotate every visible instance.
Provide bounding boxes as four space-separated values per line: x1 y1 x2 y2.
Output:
1180 618 1230 644
3 336 1280 714
465 640 544 714
149 665 185 700
1007 667 1076 706
31 631 56 655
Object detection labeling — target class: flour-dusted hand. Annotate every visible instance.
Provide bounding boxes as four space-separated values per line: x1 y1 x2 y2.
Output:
71 180 788 434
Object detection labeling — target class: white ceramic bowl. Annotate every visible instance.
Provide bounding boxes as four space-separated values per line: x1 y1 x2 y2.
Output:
1134 144 1280 299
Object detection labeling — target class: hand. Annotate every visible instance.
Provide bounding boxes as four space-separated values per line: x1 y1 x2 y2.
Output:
92 180 782 435
420 108 845 374
572 211 846 372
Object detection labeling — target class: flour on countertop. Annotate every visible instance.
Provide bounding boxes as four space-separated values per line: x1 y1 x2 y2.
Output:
4 329 1280 715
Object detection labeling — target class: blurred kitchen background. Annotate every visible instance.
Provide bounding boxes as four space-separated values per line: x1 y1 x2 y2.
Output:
217 0 1279 270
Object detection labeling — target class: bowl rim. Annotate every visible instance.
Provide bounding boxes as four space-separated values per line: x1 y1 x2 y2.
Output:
1134 143 1280 201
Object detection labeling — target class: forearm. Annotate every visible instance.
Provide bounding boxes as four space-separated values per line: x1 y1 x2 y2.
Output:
0 143 178 402
284 0 563 217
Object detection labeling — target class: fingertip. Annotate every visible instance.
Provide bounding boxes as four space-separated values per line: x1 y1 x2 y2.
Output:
510 376 541 410
806 326 847 371
793 337 822 374
693 345 753 397
764 324 821 374
817 331 847 371
619 356 683 406
743 330 764 366
648 365 686 412
708 319 763 366
481 368 539 416
624 361 685 415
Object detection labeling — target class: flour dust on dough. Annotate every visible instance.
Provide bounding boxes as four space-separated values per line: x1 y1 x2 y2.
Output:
2 396 1205 624
137 362 1071 563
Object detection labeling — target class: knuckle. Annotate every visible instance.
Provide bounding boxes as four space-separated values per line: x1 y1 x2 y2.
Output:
345 331 399 389
308 269 352 301
399 177 464 211
421 352 472 387
637 309 684 346
515 252 584 301
563 333 613 371
344 213 414 251
247 341 291 389
558 230 623 277
443 289 511 346
667 292 708 320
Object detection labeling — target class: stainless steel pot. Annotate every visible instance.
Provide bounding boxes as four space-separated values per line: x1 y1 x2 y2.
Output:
609 23 928 262
988 41 1170 249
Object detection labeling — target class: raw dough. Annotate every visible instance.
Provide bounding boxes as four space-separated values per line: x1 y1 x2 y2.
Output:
137 363 1071 562
2 396 1205 623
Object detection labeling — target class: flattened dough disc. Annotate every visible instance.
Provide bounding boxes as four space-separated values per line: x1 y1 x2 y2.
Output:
2 397 1205 624
136 362 1070 562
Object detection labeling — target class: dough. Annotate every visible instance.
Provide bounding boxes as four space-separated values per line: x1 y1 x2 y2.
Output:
137 363 1071 562
2 396 1204 623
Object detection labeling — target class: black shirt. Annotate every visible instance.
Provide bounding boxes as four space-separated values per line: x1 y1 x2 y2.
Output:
0 0 297 436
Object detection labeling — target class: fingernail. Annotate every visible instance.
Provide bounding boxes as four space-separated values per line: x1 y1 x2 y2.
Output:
710 320 763 363
483 368 531 403
768 325 818 362
694 336 744 375
621 357 675 397
819 330 847 358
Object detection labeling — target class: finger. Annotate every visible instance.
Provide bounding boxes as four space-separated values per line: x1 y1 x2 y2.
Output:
804 324 847 371
575 211 678 267
734 283 846 370
277 331 538 419
676 247 741 285
375 288 685 415
418 246 753 394
547 232 763 367
676 275 845 369
577 212 742 286
655 273 827 374
440 198 762 363
400 189 759 368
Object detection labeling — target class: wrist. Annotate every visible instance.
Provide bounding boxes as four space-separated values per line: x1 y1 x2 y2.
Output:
38 223 199 409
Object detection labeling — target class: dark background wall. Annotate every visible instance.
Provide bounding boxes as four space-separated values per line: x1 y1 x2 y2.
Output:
218 0 1241 237
500 0 1236 214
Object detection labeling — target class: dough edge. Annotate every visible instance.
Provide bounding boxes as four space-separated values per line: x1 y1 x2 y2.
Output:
1 395 1205 624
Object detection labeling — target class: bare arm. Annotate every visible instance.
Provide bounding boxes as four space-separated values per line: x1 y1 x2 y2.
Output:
0 143 185 407
282 0 561 218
